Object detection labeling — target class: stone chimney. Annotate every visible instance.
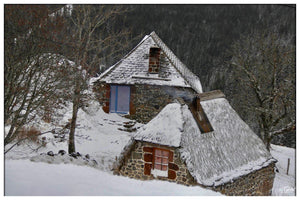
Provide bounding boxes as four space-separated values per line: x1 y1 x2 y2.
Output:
191 95 214 133
148 47 161 73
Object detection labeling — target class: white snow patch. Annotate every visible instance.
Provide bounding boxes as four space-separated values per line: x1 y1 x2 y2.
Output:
151 169 168 178
270 144 295 196
5 159 221 196
49 4 73 17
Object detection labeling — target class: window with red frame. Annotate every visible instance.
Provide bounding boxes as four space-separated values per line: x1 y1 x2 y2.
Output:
154 149 169 171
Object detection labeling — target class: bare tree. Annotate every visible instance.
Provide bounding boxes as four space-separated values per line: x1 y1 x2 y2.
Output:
229 31 295 150
4 5 131 153
4 5 72 146
61 5 131 154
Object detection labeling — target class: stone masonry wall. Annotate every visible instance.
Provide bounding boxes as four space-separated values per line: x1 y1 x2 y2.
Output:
129 84 195 123
115 139 276 196
117 141 197 186
93 82 196 123
211 162 276 196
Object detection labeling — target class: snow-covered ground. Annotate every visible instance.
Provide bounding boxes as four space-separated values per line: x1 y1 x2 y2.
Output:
4 159 219 196
4 100 296 196
270 144 296 196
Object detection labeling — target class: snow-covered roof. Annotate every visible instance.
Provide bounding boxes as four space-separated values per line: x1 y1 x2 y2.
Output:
133 98 276 187
94 32 203 93
134 103 183 147
181 98 275 186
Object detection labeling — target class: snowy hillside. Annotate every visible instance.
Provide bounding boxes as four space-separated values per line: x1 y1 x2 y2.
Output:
5 101 141 171
4 100 295 196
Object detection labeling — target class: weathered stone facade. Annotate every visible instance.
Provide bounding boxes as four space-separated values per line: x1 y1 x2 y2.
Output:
116 141 197 186
212 163 276 196
114 140 275 196
93 82 196 123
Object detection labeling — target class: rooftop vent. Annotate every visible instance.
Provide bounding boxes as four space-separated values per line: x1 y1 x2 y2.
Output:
148 47 161 73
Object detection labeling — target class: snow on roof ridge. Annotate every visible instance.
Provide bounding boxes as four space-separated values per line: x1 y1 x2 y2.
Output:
150 32 203 93
93 34 152 82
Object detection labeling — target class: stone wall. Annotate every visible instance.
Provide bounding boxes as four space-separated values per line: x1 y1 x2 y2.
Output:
116 141 197 186
129 84 195 123
93 82 111 113
93 82 196 123
114 139 275 196
212 162 276 196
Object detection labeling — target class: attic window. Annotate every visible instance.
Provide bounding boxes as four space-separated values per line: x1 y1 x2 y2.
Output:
148 47 161 73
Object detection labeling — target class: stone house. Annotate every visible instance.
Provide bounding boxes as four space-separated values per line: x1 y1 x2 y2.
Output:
93 31 202 123
93 32 276 195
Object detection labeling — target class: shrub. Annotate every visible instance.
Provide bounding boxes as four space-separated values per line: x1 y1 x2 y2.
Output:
17 126 41 144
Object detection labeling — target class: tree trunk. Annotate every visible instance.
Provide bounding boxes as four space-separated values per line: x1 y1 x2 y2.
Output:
265 137 271 151
68 104 78 154
262 130 272 151
4 125 15 146
68 82 80 154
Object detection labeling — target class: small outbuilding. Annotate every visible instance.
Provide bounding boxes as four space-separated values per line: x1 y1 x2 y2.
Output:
113 92 276 196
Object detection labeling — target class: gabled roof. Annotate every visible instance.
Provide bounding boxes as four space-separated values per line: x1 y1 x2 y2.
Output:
133 96 275 187
94 32 203 93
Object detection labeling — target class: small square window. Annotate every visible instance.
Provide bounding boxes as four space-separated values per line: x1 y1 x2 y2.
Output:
153 149 169 171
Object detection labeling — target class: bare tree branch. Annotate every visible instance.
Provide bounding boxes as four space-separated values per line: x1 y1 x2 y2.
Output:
228 31 295 150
